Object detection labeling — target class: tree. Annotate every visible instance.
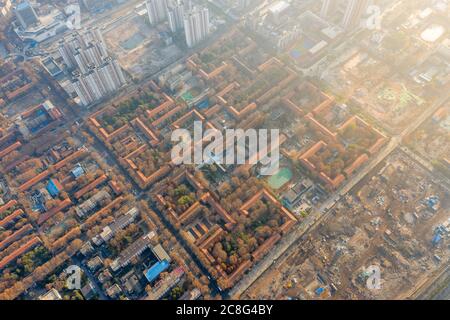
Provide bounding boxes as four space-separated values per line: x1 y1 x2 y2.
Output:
212 243 227 262
218 181 232 196
229 254 238 266
177 195 194 207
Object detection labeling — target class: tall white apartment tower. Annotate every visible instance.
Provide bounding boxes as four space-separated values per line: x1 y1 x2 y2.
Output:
199 7 210 39
74 51 89 74
63 27 127 106
91 27 108 58
72 72 103 105
184 12 194 48
184 6 210 48
183 0 192 11
97 58 126 91
167 0 185 33
342 0 369 30
320 0 337 19
72 78 92 106
58 40 77 68
85 71 106 100
146 0 168 25
59 28 108 69
72 60 126 107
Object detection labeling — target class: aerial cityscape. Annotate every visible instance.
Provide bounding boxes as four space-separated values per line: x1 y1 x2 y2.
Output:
0 0 449 303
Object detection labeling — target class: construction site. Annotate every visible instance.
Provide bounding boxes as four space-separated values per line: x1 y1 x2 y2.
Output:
243 150 450 300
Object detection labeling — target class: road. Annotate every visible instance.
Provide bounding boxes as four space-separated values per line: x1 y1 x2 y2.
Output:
400 147 450 193
81 0 143 29
411 266 450 300
229 89 450 299
72 257 108 300
433 281 450 300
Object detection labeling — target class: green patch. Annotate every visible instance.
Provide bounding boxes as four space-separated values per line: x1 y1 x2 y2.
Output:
267 167 293 190
181 91 194 102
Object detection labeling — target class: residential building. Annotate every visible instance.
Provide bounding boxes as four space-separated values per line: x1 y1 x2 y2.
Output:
61 28 127 106
152 244 171 262
72 59 126 106
146 0 168 25
320 0 337 18
342 0 369 30
184 6 210 48
15 1 39 29
145 267 185 300
110 232 156 271
93 207 139 245
167 0 185 33
39 288 62 300
58 28 108 71
0 0 12 19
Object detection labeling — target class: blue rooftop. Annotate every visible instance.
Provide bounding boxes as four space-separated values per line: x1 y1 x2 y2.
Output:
46 179 61 197
17 1 32 10
71 165 85 178
144 260 169 283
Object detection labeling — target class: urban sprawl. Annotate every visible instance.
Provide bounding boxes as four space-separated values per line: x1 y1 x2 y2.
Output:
0 0 449 301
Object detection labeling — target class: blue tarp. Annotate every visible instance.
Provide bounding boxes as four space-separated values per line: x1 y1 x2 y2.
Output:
145 260 169 283
432 234 442 246
197 99 210 110
315 287 325 296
